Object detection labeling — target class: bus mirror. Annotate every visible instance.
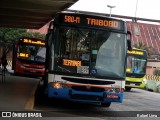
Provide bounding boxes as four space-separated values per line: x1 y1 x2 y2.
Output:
45 33 49 46
127 39 132 51
45 29 54 46
127 31 132 51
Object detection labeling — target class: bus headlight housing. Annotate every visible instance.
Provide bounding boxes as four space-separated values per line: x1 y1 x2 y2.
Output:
20 65 25 69
54 82 61 89
142 78 147 84
107 88 120 93
50 82 69 89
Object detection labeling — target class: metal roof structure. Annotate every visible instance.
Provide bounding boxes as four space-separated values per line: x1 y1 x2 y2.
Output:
0 0 77 29
24 8 160 55
127 21 160 55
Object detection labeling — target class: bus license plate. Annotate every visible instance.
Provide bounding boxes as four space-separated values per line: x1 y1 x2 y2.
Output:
30 70 36 72
107 94 119 99
77 66 89 74
130 83 135 86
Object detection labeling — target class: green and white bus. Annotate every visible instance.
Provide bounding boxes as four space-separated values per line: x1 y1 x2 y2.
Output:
126 48 147 91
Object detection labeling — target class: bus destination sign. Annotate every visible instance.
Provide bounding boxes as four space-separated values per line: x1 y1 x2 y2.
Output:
57 13 124 30
19 53 29 58
127 50 144 55
21 39 45 45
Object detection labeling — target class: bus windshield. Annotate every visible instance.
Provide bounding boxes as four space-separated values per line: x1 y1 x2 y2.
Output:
126 55 147 75
53 27 126 79
17 44 46 63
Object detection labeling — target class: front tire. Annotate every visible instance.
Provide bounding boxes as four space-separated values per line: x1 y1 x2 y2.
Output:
39 77 48 97
125 87 132 91
101 102 111 107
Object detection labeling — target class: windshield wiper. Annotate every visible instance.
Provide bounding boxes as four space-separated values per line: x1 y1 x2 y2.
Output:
58 66 71 72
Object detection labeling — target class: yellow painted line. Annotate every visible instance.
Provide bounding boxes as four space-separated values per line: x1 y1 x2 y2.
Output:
25 80 39 110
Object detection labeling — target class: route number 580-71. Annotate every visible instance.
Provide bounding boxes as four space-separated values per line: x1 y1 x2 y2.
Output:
64 15 80 23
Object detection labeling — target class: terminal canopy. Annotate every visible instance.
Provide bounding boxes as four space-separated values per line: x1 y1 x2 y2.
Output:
0 0 77 29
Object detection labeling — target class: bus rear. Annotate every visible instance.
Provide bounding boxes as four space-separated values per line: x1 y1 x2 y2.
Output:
44 11 131 107
12 38 46 77
125 48 147 91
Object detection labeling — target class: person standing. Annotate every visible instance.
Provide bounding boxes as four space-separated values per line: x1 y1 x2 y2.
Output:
1 52 8 83
1 52 8 70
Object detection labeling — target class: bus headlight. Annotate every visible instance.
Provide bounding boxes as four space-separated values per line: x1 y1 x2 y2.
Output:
107 88 120 93
142 78 147 84
20 65 25 68
50 82 69 89
54 82 61 89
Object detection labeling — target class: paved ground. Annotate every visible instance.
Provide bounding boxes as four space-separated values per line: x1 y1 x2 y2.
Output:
0 68 160 119
0 73 39 111
34 87 160 119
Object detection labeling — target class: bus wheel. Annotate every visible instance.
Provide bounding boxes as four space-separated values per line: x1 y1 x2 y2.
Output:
125 87 131 91
101 102 111 107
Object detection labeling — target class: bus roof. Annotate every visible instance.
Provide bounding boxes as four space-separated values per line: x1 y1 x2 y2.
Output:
131 48 147 52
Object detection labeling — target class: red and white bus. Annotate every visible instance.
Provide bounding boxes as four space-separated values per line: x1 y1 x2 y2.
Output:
12 37 46 77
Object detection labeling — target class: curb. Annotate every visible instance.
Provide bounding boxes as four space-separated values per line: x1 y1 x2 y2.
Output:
25 80 39 110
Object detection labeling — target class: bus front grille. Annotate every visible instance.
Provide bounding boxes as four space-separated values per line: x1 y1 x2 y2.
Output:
24 70 42 75
24 66 43 69
126 81 141 86
71 86 105 92
71 94 103 101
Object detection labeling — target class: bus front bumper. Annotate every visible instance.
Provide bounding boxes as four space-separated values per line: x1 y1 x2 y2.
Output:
48 85 124 103
125 81 145 88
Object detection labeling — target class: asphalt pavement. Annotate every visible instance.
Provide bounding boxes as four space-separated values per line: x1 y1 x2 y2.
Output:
0 71 39 111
